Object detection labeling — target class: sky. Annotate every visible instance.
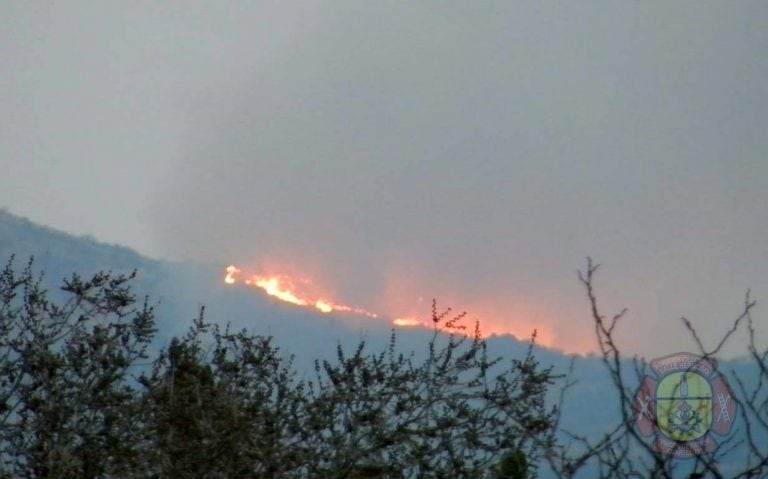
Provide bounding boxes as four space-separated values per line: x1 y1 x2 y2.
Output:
2 1 767 357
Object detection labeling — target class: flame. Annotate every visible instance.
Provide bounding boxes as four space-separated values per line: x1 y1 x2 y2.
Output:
315 299 333 313
222 264 589 353
224 265 239 284
224 265 376 317
392 317 423 327
252 275 309 307
224 264 527 336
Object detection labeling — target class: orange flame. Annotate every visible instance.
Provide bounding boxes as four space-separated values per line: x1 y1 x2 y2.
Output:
222 265 579 352
224 265 377 318
392 317 424 327
251 275 309 307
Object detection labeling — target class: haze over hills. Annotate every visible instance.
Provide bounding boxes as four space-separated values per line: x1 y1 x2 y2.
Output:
0 208 568 363
0 209 608 412
3 2 767 475
1 209 764 476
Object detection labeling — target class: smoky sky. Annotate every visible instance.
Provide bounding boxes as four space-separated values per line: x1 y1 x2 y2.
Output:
3 2 768 356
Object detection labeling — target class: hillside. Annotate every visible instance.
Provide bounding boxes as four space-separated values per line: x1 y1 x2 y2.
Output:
0 210 610 422
1 210 764 477
0 209 560 364
0 209 161 283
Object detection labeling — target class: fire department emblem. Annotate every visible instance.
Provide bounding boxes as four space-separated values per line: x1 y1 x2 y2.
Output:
634 352 737 458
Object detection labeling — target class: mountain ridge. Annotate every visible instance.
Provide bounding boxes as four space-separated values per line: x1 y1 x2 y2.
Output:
3 209 763 477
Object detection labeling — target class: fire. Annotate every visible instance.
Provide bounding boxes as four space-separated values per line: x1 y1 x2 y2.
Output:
222 264 576 352
224 265 239 284
251 276 309 307
224 265 377 318
315 300 333 313
392 317 423 327
224 264 525 336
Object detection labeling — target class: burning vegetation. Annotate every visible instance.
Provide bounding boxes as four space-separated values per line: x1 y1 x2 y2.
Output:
225 264 379 319
224 264 548 340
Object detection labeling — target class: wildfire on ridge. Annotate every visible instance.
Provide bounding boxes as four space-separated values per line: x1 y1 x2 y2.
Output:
223 265 563 350
224 265 377 318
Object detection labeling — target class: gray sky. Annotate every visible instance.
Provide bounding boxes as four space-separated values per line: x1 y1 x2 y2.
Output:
2 1 767 356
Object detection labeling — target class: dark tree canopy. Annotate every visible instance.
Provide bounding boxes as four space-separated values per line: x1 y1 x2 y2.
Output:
3 255 766 478
0 257 557 478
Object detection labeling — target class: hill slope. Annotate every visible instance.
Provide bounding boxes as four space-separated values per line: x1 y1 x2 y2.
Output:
3 210 763 476
0 209 555 362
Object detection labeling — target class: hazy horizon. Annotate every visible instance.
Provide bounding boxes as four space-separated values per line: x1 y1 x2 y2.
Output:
2 2 767 356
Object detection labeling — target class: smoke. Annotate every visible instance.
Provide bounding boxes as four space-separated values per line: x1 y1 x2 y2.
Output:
148 2 768 355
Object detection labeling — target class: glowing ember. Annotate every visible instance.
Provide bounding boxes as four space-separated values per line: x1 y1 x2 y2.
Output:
224 265 240 284
392 317 423 327
315 300 333 313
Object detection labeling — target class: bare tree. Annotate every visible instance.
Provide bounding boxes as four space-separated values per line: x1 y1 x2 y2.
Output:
549 258 768 478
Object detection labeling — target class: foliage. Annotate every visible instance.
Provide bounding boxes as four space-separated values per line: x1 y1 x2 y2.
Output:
0 256 156 478
3 251 768 478
300 303 557 478
0 257 559 478
494 449 529 479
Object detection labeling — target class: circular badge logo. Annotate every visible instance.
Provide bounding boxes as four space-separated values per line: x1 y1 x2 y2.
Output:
634 352 736 458
656 371 712 442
